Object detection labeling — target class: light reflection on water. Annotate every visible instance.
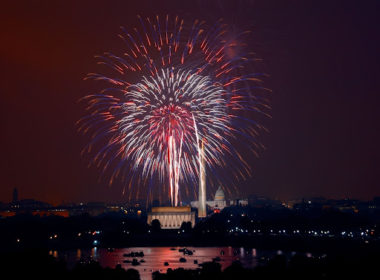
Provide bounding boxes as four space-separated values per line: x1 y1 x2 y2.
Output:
76 249 81 260
59 247 274 280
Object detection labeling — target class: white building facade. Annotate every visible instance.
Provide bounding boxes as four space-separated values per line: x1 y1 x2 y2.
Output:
147 206 195 229
191 186 228 211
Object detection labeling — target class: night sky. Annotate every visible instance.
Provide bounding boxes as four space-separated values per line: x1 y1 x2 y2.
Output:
1 0 379 205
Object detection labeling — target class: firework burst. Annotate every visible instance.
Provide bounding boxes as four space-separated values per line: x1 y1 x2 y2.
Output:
78 15 270 205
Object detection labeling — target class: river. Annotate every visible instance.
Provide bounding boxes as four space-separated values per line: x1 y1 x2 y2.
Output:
50 246 304 280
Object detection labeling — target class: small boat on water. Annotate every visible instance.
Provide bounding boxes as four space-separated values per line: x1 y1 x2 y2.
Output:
164 262 169 266
194 260 198 264
131 259 140 266
179 248 193 255
140 259 145 263
123 251 144 257
220 250 225 255
170 248 176 251
123 260 132 263
179 257 187 263
213 257 221 262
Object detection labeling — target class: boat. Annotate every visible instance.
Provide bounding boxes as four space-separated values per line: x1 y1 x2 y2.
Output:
123 260 132 263
170 248 177 251
123 251 144 257
179 248 193 255
179 257 187 263
184 249 193 255
220 250 225 255
194 260 198 264
164 262 169 266
132 259 140 266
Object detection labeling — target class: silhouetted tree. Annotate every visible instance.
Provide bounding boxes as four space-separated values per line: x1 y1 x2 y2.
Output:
180 221 192 233
151 219 161 233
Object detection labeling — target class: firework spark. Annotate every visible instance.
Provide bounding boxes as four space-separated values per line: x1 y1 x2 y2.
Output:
78 15 269 205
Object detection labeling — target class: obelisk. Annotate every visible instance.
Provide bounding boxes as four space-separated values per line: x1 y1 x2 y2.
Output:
198 140 206 218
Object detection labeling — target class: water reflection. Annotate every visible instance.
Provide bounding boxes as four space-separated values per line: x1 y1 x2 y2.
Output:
240 247 244 256
61 247 258 280
53 247 321 280
48 250 58 258
76 249 81 260
91 247 98 258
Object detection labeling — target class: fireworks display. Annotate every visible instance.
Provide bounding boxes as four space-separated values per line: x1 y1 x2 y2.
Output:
78 15 269 205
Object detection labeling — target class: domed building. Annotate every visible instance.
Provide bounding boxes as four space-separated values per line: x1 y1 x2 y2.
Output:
190 186 227 211
209 186 227 210
214 187 225 201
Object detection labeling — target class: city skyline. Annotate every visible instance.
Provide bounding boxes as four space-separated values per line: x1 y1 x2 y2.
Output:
2 186 380 207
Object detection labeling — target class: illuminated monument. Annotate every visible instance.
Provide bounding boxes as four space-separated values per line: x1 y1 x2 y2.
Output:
147 139 208 228
198 140 207 218
147 206 195 229
191 186 227 211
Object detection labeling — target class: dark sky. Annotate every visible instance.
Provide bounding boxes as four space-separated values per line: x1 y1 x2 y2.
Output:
1 0 379 204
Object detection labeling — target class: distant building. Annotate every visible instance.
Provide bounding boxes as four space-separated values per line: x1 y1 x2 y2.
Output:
207 187 228 210
147 206 195 229
249 195 283 208
32 209 69 217
191 186 228 211
230 198 249 207
16 199 51 209
66 202 119 217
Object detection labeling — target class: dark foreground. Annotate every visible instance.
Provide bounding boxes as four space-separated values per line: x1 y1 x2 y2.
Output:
1 205 379 278
1 249 380 280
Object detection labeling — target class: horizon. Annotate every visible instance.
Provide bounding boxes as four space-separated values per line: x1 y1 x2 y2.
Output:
2 189 380 207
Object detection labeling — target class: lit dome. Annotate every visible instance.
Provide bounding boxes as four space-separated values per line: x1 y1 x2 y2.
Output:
214 186 225 201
